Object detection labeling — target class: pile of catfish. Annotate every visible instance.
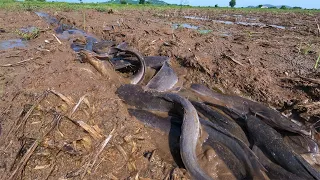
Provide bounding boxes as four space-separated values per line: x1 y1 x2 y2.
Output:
37 12 320 180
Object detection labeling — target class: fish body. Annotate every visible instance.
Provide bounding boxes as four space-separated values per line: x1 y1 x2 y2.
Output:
146 62 178 92
116 84 174 112
190 84 310 136
246 115 320 179
161 93 213 180
192 101 249 146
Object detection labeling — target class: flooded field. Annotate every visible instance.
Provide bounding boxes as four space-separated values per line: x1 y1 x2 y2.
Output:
0 7 320 179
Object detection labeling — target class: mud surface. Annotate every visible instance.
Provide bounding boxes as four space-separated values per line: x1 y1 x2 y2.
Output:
0 8 319 179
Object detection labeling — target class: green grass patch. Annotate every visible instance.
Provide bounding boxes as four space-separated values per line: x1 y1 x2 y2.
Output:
15 27 40 40
315 53 320 69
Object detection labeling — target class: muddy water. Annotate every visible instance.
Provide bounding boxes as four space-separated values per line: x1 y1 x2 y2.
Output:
130 109 238 179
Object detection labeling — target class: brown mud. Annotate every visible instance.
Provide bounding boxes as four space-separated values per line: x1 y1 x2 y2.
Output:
0 8 319 179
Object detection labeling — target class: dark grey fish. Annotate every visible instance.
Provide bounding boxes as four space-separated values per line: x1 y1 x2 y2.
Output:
71 43 85 52
92 40 116 54
110 59 133 70
146 62 178 92
116 42 128 50
191 101 250 146
127 109 183 166
284 135 319 154
200 119 268 180
116 84 174 112
128 108 266 179
129 109 247 179
161 93 212 180
144 56 170 69
107 42 128 55
252 145 303 180
190 84 310 136
128 109 177 134
245 115 320 179
203 140 247 179
84 36 99 52
55 23 75 34
110 56 170 70
112 48 146 84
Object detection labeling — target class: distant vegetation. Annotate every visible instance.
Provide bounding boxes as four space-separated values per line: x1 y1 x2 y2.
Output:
229 0 236 8
280 5 287 10
139 0 145 4
107 0 167 5
0 0 318 12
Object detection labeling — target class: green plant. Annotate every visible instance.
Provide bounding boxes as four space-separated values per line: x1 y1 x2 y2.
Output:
120 0 127 4
95 7 106 12
299 43 312 55
139 0 145 4
229 0 236 8
16 27 40 40
214 4 218 8
280 5 287 9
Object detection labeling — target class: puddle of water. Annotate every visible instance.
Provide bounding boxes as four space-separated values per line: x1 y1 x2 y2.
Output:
172 23 212 34
213 20 234 25
198 29 212 34
219 32 232 37
236 22 266 27
184 16 210 21
172 23 199 30
183 15 286 30
246 17 257 21
268 24 286 29
57 29 87 40
0 39 27 50
35 12 59 25
233 14 243 18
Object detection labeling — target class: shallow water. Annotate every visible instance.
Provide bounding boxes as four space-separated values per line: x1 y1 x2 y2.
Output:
236 21 266 27
0 39 27 50
35 12 59 25
213 20 235 25
198 29 212 34
172 23 199 30
183 15 287 29
184 16 210 21
268 24 286 29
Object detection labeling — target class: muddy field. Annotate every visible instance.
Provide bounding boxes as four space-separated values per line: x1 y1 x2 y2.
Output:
0 7 320 180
